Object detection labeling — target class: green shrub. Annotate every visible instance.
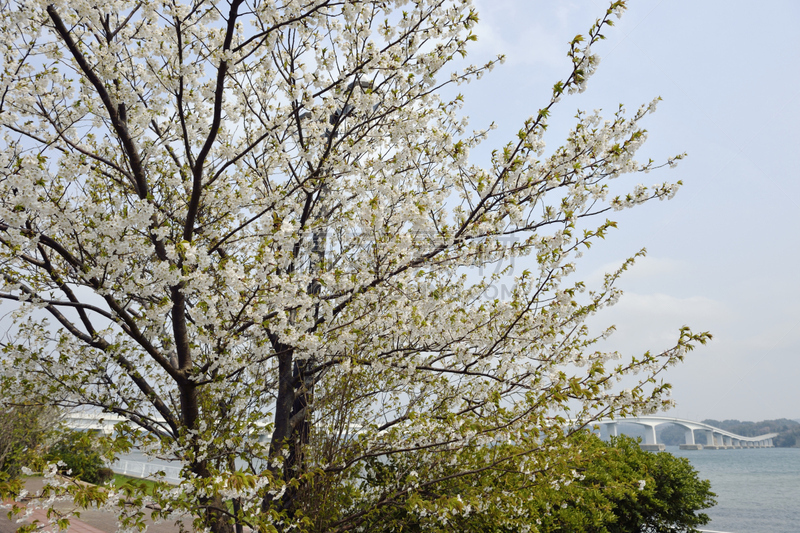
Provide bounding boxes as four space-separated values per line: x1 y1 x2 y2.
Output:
356 432 715 533
45 430 113 484
0 404 54 480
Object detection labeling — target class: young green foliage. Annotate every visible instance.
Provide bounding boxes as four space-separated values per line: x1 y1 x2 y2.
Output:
356 432 715 533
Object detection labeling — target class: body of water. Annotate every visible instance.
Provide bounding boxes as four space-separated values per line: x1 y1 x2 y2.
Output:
670 446 800 533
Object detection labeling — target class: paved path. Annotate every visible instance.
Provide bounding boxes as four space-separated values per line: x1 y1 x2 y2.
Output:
1 478 186 533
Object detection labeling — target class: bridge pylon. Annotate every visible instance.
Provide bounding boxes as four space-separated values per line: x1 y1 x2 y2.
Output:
593 416 778 451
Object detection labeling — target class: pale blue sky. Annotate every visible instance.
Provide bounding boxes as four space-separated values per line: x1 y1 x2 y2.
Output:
455 0 800 421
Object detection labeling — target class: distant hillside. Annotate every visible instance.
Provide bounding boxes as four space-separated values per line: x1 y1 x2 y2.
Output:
701 418 800 448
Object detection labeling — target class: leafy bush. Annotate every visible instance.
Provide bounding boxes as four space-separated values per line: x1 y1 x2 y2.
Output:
0 404 54 480
357 432 715 533
599 435 716 533
45 430 114 485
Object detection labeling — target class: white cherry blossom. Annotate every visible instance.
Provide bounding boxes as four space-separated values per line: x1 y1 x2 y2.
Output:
0 1 708 532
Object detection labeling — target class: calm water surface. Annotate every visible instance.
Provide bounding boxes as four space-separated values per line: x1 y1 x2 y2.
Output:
670 446 800 533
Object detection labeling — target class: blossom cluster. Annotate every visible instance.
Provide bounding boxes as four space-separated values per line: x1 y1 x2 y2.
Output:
0 0 708 531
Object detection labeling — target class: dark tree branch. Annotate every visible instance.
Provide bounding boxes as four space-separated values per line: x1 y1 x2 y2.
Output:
46 5 148 198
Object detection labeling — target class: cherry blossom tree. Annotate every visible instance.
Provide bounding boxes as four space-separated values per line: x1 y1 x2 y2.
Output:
0 0 708 531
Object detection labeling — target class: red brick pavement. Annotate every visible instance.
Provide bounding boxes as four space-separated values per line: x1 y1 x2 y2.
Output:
1 478 186 533
14 508 106 533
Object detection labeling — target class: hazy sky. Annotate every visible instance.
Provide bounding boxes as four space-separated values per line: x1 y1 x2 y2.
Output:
453 0 800 422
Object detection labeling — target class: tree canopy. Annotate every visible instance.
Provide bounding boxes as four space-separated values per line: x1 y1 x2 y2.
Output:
0 1 709 532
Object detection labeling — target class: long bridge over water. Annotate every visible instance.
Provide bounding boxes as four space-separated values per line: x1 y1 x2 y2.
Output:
595 416 778 451
64 412 778 453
